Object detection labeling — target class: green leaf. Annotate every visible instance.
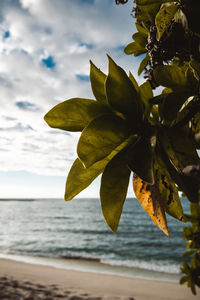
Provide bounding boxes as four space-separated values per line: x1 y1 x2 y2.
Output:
171 97 200 129
180 275 189 285
65 135 137 201
100 151 131 232
139 81 153 115
182 250 196 257
138 54 149 76
129 72 139 93
124 42 146 56
160 92 189 123
155 154 184 221
136 4 161 26
77 114 131 168
90 61 108 106
136 0 175 4
105 56 141 121
189 60 200 80
185 67 199 92
155 4 179 40
160 127 199 173
127 132 156 185
136 22 149 35
132 32 147 48
133 174 169 236
44 98 110 132
154 65 189 91
149 93 167 105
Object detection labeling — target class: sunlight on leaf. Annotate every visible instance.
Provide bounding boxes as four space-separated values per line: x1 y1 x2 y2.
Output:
77 114 131 168
65 135 137 201
106 55 140 120
124 42 146 56
155 4 178 40
44 98 110 132
90 61 108 106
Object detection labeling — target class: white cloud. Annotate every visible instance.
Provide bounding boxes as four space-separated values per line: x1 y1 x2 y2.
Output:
0 0 140 180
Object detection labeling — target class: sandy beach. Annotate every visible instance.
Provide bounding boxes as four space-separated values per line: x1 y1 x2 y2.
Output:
0 258 199 300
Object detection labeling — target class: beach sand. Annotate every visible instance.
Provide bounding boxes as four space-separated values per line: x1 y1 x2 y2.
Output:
0 258 199 300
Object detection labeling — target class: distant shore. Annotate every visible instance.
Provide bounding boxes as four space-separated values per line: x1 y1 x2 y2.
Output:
0 257 198 300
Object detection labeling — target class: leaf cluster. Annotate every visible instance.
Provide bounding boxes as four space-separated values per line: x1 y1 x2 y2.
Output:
44 0 200 294
45 54 200 236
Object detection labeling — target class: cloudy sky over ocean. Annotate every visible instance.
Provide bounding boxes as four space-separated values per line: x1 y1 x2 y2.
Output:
0 0 141 198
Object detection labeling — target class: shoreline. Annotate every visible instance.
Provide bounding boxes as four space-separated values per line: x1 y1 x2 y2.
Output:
0 253 180 283
0 257 198 299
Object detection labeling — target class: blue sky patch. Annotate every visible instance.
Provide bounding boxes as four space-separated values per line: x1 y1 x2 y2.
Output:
76 74 90 82
78 0 94 4
16 101 38 111
79 42 93 49
42 56 56 69
3 31 10 39
116 45 126 52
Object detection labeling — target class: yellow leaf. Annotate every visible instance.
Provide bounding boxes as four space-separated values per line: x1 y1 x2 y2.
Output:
133 174 169 236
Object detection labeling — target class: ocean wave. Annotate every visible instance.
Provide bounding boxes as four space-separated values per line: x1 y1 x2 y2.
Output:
100 258 180 274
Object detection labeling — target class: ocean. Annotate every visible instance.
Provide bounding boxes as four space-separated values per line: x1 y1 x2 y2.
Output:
0 197 190 282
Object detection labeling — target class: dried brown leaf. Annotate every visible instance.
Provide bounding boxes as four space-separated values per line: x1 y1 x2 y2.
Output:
133 174 169 236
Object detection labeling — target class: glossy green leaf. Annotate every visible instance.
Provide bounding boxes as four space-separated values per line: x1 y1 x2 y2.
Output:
124 42 146 56
90 61 108 106
138 54 149 76
160 127 199 173
155 154 184 221
171 97 199 129
127 132 156 184
100 151 131 232
105 56 140 120
185 67 199 92
132 32 147 48
155 4 179 40
139 81 153 115
44 98 109 132
154 65 189 91
129 72 139 93
136 23 149 35
77 114 131 168
136 4 161 26
65 135 135 201
189 60 200 80
149 93 167 105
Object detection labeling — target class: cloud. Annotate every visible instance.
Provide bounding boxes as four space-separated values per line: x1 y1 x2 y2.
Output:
0 0 140 178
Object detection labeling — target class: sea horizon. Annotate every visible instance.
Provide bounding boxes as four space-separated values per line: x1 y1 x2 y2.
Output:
0 197 189 283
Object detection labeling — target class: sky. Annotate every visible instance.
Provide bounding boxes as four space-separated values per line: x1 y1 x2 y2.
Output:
0 0 143 199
